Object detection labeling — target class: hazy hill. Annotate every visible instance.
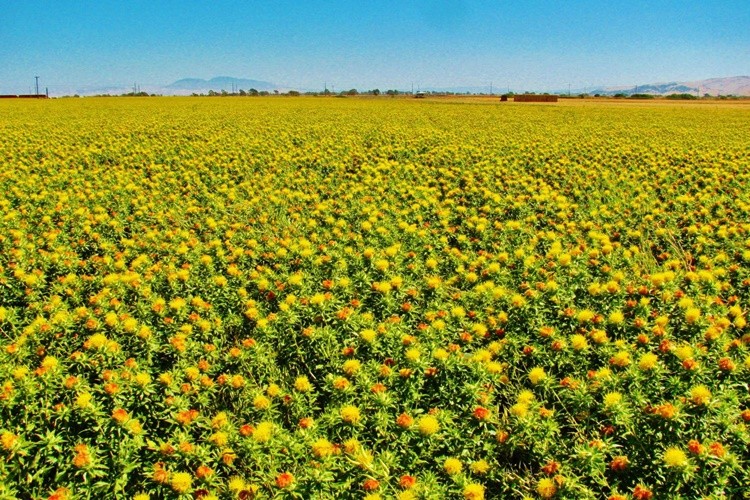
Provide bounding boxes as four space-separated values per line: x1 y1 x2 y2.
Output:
590 76 750 96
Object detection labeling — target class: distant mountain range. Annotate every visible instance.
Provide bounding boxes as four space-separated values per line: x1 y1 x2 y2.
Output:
585 76 750 96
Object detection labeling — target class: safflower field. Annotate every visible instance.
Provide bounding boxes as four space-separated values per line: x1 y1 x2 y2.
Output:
0 96 749 499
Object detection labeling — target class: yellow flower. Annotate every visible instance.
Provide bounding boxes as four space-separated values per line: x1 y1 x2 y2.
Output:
86 333 108 350
342 359 361 376
433 348 449 361
212 412 229 428
340 405 361 424
122 318 138 332
41 356 58 370
209 431 228 447
610 351 630 367
360 329 377 343
510 403 529 418
1 431 19 450
443 457 462 475
663 447 689 468
673 344 693 361
528 367 546 385
253 422 273 442
608 311 625 325
227 476 246 492
253 394 271 410
134 372 151 386
311 438 334 458
603 392 622 407
570 334 588 351
294 376 312 392
343 438 360 454
690 385 711 406
418 415 440 435
128 420 143 435
638 352 658 370
517 390 535 405
685 307 701 324
577 309 595 323
75 392 93 409
405 348 421 362
537 477 557 498
590 329 609 344
470 459 490 475
170 471 192 493
463 483 485 500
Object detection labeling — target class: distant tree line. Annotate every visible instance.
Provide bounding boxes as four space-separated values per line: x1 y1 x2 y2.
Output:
58 89 747 100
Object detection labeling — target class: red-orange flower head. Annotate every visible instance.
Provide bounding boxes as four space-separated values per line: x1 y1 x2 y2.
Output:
363 479 380 492
275 472 294 489
396 413 414 428
473 406 491 421
399 475 417 489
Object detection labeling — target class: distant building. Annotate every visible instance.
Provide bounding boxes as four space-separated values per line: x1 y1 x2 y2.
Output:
414 91 426 98
513 95 558 102
0 94 48 99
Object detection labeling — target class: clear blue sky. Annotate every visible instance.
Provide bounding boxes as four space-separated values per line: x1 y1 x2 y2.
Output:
1 0 748 93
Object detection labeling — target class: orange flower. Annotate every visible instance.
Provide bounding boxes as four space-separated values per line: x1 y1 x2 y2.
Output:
72 444 91 468
654 403 677 419
541 461 559 475
1 431 19 450
399 475 416 489
275 472 294 488
195 465 214 479
718 357 735 372
47 487 71 500
363 479 380 491
112 408 129 423
632 485 653 500
222 450 237 465
610 456 629 471
396 413 414 428
176 409 199 425
298 417 314 429
688 439 704 455
371 383 386 393
473 406 491 421
708 442 726 458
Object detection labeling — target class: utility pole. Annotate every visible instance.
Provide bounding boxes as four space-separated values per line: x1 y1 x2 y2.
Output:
568 83 571 97
490 82 493 95
35 76 39 96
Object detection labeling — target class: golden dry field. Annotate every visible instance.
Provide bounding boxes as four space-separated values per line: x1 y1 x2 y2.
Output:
1 96 749 499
